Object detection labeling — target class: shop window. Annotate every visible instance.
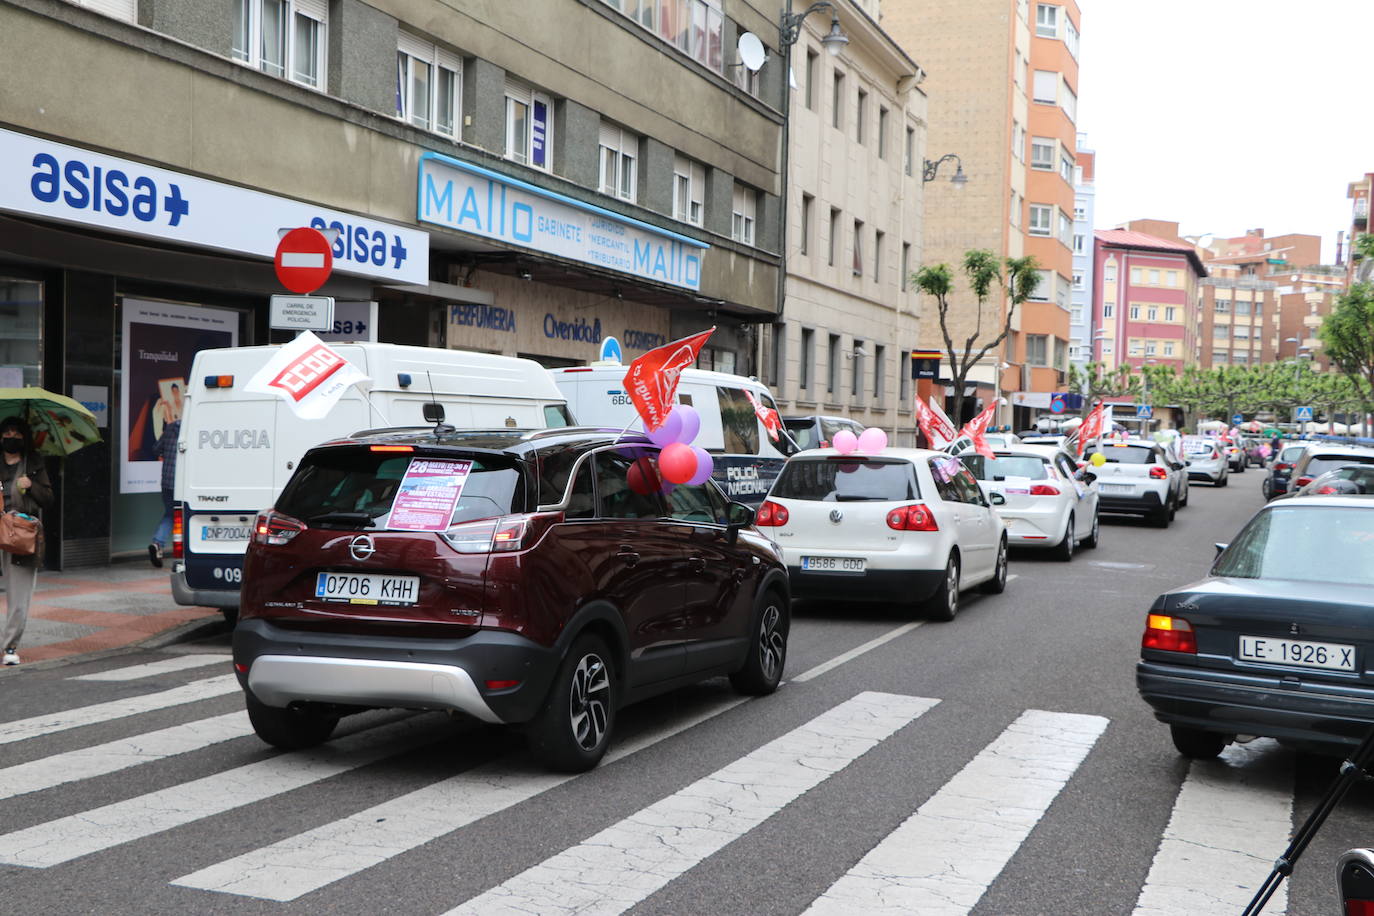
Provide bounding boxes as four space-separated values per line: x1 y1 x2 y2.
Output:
396 34 461 136
232 0 327 90
505 79 553 171
0 278 43 388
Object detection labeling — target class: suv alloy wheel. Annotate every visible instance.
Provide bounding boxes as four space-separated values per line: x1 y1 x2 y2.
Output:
529 634 617 772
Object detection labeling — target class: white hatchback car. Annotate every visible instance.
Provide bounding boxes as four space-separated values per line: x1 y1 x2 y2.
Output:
960 445 1100 560
757 448 1008 620
1181 436 1228 486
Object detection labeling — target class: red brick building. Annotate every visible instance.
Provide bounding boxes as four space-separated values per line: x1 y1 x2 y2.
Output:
1092 227 1207 369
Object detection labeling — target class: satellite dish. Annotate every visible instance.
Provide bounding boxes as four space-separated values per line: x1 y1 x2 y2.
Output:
738 32 766 72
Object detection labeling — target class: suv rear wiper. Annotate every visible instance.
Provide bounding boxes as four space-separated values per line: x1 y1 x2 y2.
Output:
306 511 376 528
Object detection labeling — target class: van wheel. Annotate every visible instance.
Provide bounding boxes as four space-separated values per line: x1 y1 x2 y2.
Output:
1052 514 1075 561
730 591 789 695
529 635 616 772
925 555 960 621
1170 725 1229 759
245 693 338 750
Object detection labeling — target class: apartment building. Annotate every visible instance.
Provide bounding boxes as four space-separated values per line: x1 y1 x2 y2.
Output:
1069 132 1095 367
1092 226 1207 371
0 0 786 564
766 0 926 438
1197 264 1276 369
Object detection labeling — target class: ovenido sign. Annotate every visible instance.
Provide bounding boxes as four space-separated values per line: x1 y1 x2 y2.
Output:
418 153 707 291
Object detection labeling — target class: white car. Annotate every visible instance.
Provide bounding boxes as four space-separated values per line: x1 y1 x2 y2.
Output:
757 447 1008 620
982 432 1022 449
1181 436 1228 486
1087 439 1187 527
960 445 1100 560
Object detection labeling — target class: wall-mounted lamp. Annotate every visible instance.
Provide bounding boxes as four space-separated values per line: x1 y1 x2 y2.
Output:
923 153 968 187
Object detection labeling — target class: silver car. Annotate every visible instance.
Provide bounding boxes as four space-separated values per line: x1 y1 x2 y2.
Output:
1182 436 1228 486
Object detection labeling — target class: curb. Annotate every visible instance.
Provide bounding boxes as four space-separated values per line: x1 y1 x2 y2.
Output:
0 614 231 676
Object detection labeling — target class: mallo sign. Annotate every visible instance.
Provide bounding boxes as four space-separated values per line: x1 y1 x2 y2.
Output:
417 153 708 291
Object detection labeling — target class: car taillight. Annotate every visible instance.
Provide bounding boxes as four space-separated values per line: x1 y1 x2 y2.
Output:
1275 462 1292 471
1347 900 1374 916
886 503 939 531
1142 613 1196 654
252 510 306 546
1149 466 1168 479
755 500 789 527
1316 485 1340 494
172 504 184 559
1295 476 1313 487
442 512 563 554
1028 484 1061 496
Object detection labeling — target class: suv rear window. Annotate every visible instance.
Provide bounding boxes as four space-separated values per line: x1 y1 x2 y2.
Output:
784 420 820 451
771 457 917 502
960 454 1048 480
1092 445 1157 465
277 448 524 529
1304 454 1374 477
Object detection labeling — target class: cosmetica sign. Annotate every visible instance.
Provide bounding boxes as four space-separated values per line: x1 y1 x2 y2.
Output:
0 126 428 285
418 153 708 291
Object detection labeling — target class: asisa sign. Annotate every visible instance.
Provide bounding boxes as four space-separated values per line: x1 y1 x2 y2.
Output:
417 153 707 291
0 126 428 286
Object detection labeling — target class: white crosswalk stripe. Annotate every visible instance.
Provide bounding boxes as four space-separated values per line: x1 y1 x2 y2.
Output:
0 674 240 745
443 691 940 916
0 711 252 801
1133 740 1294 916
73 654 229 682
0 714 440 868
804 709 1109 916
172 694 753 901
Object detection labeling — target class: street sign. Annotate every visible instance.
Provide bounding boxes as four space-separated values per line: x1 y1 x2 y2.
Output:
1049 396 1066 414
1231 413 1244 425
1294 405 1314 422
1137 405 1154 420
274 227 333 294
600 336 623 364
270 295 335 331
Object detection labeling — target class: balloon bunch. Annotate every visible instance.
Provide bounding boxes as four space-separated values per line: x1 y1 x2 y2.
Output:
634 405 715 488
831 427 889 455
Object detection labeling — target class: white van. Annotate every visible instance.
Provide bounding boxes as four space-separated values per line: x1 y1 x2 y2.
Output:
173 344 571 615
550 364 789 504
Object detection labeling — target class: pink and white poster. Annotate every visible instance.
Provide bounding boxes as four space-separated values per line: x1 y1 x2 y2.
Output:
387 459 472 531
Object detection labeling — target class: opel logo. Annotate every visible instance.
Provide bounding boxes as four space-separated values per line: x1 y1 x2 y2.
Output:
829 509 843 524
348 535 376 561
1289 622 1302 636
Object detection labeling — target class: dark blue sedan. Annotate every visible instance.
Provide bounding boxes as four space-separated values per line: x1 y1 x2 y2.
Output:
1137 495 1374 758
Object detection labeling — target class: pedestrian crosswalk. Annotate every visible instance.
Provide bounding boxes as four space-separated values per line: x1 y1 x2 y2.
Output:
0 653 1323 914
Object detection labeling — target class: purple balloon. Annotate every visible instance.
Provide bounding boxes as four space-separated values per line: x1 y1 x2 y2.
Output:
686 446 714 485
675 404 701 444
646 410 683 447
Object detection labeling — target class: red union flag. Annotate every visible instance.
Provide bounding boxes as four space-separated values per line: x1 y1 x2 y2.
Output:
244 330 370 419
622 327 714 432
1075 401 1106 457
959 400 1001 459
743 388 782 442
914 395 957 449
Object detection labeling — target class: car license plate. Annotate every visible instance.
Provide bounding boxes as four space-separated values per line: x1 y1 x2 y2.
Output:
314 572 420 605
1238 635 1356 672
1099 483 1133 494
801 556 866 574
201 525 252 541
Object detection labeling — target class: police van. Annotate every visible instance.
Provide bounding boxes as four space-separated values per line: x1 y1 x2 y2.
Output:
550 364 790 504
173 344 571 618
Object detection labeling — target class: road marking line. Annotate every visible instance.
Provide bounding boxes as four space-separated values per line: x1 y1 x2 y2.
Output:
0 674 241 746
0 715 439 868
804 708 1108 915
0 712 252 802
73 654 229 682
172 694 752 901
1132 740 1293 916
442 691 939 916
792 622 924 683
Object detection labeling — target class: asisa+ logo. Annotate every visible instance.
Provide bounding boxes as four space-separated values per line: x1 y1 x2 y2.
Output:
29 153 190 226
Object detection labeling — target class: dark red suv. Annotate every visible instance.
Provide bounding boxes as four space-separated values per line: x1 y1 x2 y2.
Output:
233 427 789 771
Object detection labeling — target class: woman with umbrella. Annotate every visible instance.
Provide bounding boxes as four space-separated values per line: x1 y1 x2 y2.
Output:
1 416 53 666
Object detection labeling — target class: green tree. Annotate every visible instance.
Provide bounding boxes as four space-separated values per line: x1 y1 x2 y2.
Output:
1319 235 1374 422
1067 362 1141 413
913 251 1041 426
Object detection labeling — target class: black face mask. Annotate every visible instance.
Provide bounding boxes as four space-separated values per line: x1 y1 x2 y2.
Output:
1 439 22 454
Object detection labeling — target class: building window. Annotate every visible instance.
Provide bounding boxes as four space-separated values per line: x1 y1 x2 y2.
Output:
1131 267 1141 284
1145 341 1157 356
1213 324 1228 339
800 194 813 256
1072 233 1085 253
1254 301 1263 316
904 127 914 176
1028 204 1052 236
731 183 757 245
1058 210 1073 246
1072 272 1084 289
598 0 724 72
873 229 884 282
1060 83 1077 121
1236 300 1252 315
1010 191 1022 228
1060 152 1073 181
832 71 845 130
1035 3 1059 37
1029 269 1052 302
1065 16 1080 57
855 87 867 143
877 107 889 158
800 327 814 391
1165 306 1177 321
852 219 864 275
1163 341 1175 357
1026 334 1048 366
505 80 552 171
1166 269 1180 287
1054 337 1068 370
1102 342 1114 355
805 48 819 109
1129 305 1141 320
873 344 886 402
1074 206 1085 220
1014 123 1027 162
1215 299 1230 313
1148 269 1160 285
0 278 43 387
828 333 841 395
396 35 461 135
1105 263 1117 282
1147 306 1158 321
828 207 840 266
233 0 327 89
1031 137 1055 170
598 123 639 202
770 324 786 389
1071 305 1084 323
1235 325 1250 339
899 351 911 404
673 155 705 225
1103 303 1113 317
901 242 911 291
1213 350 1229 364
851 340 864 400
1033 70 1058 104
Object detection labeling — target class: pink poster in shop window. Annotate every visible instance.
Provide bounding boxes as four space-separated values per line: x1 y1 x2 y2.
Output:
387 459 472 531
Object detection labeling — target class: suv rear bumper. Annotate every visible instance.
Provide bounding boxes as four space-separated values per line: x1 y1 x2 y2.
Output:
233 618 557 725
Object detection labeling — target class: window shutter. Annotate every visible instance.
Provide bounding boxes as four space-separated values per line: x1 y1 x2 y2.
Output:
436 47 461 73
79 0 136 21
295 0 327 20
398 31 433 61
600 123 620 149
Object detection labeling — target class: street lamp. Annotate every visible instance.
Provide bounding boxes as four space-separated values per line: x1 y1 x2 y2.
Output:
779 2 848 56
923 153 968 188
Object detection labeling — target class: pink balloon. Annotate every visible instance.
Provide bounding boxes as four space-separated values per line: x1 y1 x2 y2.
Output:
659 442 698 484
686 446 714 485
675 404 701 444
647 411 683 448
832 430 858 454
857 427 888 453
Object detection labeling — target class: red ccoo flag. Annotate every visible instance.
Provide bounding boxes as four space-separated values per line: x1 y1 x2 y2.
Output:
959 400 1001 459
744 388 783 441
915 396 958 449
1075 401 1106 457
622 328 715 432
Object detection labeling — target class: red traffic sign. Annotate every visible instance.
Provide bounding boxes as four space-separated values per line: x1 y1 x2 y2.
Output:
274 227 333 294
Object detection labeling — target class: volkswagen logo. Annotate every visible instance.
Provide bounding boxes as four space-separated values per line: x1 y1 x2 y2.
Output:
348 535 376 561
829 509 843 524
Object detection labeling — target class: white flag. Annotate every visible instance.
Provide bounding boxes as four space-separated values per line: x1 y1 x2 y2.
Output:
243 331 370 420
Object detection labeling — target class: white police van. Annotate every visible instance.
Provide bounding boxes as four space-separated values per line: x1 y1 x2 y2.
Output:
550 363 790 504
173 343 571 618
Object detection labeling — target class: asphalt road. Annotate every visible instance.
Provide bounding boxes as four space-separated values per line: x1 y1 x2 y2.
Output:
1 470 1366 915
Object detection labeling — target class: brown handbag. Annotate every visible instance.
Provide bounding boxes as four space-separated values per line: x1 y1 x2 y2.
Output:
0 462 41 557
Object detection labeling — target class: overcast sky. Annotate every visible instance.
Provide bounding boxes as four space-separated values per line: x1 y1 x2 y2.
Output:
1077 0 1374 264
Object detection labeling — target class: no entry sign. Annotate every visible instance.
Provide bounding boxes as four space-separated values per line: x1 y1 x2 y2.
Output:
274 227 333 293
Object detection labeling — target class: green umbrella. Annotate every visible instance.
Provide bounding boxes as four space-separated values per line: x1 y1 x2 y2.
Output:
0 387 103 457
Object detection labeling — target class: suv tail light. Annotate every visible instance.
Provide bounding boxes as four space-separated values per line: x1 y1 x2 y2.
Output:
755 500 789 527
1142 613 1196 654
1274 462 1293 471
441 512 564 554
253 510 306 546
886 503 939 531
172 504 184 559
1295 476 1314 488
1029 484 1061 496
1149 466 1169 479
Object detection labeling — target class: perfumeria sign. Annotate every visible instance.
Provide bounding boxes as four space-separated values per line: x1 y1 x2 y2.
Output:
417 153 707 291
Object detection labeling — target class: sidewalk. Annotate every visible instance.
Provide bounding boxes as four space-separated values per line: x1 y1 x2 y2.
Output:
1 559 224 667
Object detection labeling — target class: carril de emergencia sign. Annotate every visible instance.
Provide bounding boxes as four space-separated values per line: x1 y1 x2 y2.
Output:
417 153 707 291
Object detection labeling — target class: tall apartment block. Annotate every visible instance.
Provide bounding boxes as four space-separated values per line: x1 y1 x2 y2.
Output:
1069 132 1095 367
